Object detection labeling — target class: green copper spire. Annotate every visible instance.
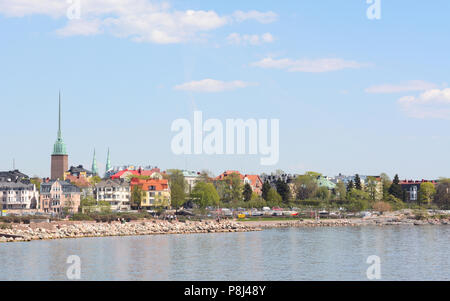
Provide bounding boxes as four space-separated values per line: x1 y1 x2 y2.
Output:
105 148 111 175
92 149 98 176
52 91 67 155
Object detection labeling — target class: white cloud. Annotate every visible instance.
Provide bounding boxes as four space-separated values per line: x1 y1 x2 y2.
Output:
232 10 278 24
365 80 438 94
174 79 258 93
227 32 274 45
0 1 278 44
251 57 369 73
398 88 450 119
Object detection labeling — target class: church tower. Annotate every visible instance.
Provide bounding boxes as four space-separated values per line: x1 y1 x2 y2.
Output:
92 149 98 176
104 148 112 178
51 92 68 180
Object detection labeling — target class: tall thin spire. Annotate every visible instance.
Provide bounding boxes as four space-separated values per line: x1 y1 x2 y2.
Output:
58 90 62 139
92 149 98 176
53 91 67 155
105 148 112 177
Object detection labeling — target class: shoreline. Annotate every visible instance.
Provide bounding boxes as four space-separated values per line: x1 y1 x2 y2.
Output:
1 214 449 243
0 220 261 243
241 216 450 229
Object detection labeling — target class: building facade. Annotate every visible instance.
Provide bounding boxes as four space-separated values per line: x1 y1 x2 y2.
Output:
95 179 131 211
130 178 171 209
400 180 438 203
0 181 39 210
182 170 200 194
40 180 81 214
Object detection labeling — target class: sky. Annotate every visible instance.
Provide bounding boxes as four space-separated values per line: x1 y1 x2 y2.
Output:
0 0 449 180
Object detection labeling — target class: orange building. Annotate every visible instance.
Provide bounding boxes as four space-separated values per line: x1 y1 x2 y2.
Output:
130 178 171 208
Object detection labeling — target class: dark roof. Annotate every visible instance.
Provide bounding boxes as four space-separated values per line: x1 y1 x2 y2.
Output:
0 170 30 182
41 180 81 193
67 165 93 177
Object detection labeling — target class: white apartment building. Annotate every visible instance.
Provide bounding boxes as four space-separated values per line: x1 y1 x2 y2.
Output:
95 179 131 211
0 181 39 210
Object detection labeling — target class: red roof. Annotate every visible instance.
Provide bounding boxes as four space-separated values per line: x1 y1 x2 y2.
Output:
130 178 169 191
111 168 161 179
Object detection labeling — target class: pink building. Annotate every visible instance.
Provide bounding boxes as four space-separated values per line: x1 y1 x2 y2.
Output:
40 180 81 214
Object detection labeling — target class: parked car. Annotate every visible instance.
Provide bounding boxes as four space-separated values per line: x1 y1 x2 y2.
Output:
251 211 264 217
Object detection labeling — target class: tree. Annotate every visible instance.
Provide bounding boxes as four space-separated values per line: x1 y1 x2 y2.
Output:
335 181 347 200
373 201 392 214
366 176 380 203
384 194 405 211
198 170 213 183
89 176 102 186
168 169 186 211
266 188 282 207
347 180 354 192
315 186 330 201
345 189 370 212
275 179 291 204
30 177 42 191
294 174 319 200
243 183 253 202
262 181 271 201
419 182 436 205
380 173 392 199
191 182 220 208
131 185 143 210
80 196 97 213
389 174 403 199
434 179 450 209
354 174 362 190
218 173 242 203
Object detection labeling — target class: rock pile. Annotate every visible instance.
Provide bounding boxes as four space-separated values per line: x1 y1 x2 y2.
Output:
0 220 260 243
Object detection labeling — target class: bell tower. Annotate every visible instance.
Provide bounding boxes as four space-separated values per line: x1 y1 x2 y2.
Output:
51 92 68 180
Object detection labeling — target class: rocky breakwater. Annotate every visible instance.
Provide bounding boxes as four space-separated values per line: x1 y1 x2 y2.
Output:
244 219 360 229
0 220 261 243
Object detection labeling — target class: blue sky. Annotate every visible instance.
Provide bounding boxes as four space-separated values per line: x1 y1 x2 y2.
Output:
0 0 449 179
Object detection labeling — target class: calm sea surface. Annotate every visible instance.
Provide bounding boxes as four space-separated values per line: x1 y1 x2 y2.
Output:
0 226 448 281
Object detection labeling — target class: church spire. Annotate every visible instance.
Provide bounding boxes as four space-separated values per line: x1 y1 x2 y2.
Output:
53 91 67 155
92 149 98 176
105 148 111 177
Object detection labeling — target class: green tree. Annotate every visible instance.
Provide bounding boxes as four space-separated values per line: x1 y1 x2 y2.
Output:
275 179 291 204
354 174 362 190
380 173 392 199
389 174 403 199
198 170 213 183
191 182 220 208
419 182 436 205
315 186 330 201
347 180 354 192
243 183 253 202
131 185 143 210
89 175 102 186
366 176 379 203
266 188 282 207
335 181 347 200
218 173 243 204
434 178 450 209
168 169 187 211
344 189 370 212
261 181 271 201
30 177 42 191
294 174 318 200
